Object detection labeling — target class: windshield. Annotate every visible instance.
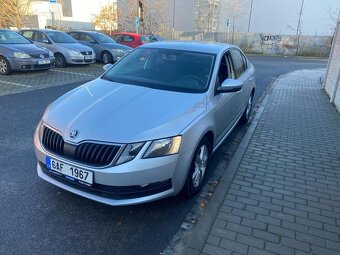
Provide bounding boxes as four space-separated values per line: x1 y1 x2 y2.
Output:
103 48 215 93
46 31 77 43
0 31 31 44
94 33 116 43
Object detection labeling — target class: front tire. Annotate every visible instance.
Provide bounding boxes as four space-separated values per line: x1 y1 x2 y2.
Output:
55 53 67 68
183 137 211 197
102 51 113 64
240 92 254 124
0 56 11 75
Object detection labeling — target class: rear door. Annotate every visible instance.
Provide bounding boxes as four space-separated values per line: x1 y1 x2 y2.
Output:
229 49 253 116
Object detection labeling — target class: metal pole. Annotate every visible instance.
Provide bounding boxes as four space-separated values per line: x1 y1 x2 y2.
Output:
247 0 254 33
51 12 55 29
172 0 176 39
296 0 305 55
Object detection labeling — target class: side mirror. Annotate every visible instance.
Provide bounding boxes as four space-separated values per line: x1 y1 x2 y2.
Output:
216 79 243 93
103 64 113 71
89 41 96 44
42 39 50 44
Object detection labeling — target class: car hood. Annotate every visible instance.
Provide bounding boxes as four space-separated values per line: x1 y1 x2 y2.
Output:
2 44 48 54
43 79 207 144
57 43 92 52
101 43 132 51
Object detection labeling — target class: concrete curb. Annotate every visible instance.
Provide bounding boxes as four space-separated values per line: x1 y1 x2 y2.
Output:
180 86 273 254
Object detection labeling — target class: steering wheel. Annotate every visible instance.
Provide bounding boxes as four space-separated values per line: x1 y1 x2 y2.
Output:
180 75 205 88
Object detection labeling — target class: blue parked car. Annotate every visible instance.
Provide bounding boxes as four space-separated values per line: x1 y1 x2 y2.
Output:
0 29 55 75
67 31 132 64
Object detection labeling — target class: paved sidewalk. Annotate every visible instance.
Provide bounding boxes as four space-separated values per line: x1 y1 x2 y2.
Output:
182 69 340 255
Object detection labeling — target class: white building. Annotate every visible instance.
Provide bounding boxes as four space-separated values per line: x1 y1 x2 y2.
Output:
27 0 117 30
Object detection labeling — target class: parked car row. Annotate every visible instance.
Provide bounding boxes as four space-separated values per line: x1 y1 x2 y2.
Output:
0 28 165 75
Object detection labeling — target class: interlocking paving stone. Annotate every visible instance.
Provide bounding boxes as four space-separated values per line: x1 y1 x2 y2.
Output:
188 69 340 254
0 64 103 96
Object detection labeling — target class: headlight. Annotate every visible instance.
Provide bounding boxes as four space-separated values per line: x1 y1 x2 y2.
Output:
115 142 145 165
143 136 182 158
48 50 54 57
112 49 125 53
68 49 82 57
14 52 31 59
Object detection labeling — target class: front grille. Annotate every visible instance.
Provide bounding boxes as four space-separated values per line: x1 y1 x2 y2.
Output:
41 163 173 199
74 143 120 166
34 64 51 69
80 51 92 56
42 126 64 156
31 54 49 59
41 126 121 167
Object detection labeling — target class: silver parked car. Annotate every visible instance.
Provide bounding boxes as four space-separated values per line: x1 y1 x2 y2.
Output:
0 29 55 75
19 29 95 68
34 41 255 206
67 31 132 64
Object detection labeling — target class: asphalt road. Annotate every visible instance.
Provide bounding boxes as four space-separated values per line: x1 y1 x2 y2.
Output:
0 56 327 255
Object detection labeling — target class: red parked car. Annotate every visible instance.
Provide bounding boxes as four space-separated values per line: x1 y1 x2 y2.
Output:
111 32 149 48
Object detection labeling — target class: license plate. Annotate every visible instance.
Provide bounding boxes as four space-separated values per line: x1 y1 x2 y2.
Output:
84 55 92 60
46 157 93 186
38 59 51 65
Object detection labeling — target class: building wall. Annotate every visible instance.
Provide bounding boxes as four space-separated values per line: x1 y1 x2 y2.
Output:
324 21 340 112
171 0 338 36
28 0 117 30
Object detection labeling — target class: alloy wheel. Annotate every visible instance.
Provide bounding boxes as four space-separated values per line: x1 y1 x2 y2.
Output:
246 94 253 120
0 59 8 74
192 144 209 188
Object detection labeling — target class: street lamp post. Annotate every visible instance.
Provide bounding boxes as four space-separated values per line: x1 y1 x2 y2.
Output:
172 0 176 39
247 0 254 33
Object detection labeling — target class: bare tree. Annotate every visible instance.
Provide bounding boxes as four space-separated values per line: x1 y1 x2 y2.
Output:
92 3 119 35
227 0 244 44
194 0 220 33
0 0 33 28
118 0 168 35
328 3 340 34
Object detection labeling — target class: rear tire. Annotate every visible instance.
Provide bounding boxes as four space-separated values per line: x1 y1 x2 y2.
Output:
55 53 67 68
0 56 11 75
102 51 113 64
183 137 211 197
240 92 254 124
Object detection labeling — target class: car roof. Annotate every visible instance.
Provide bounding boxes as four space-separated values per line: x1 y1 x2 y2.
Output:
68 30 104 35
140 41 235 55
113 32 145 36
20 29 63 33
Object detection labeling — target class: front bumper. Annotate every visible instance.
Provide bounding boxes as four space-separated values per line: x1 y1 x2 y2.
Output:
9 57 55 71
34 130 186 206
66 55 96 65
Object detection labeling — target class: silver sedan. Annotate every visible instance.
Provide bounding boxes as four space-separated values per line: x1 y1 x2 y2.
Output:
34 41 255 206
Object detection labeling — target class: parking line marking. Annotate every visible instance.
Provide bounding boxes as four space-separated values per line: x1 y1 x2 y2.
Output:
50 69 95 76
0 81 32 88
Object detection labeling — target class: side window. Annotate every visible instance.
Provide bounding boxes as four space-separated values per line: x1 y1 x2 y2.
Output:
22 31 33 40
111 35 122 42
216 52 234 87
79 33 94 42
122 35 134 42
33 31 49 43
68 32 78 40
230 49 246 79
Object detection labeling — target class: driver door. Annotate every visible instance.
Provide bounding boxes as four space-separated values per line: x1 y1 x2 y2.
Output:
212 51 240 145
